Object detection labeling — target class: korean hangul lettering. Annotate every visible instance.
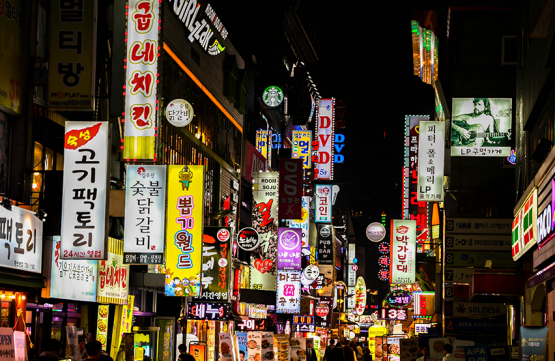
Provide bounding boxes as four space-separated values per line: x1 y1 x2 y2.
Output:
426 175 434 184
177 195 194 216
136 216 153 232
60 0 84 22
135 235 150 248
397 264 408 272
132 1 154 32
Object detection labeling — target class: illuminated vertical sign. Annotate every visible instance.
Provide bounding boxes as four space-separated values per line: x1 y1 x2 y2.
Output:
277 228 302 270
512 188 537 261
123 0 161 160
404 115 430 245
316 98 335 180
292 130 312 169
390 220 416 284
256 130 272 168
250 171 279 291
317 224 333 265
417 121 445 201
97 238 129 304
334 134 345 163
411 20 438 85
165 165 204 297
279 159 303 219
276 270 301 314
196 227 232 301
315 184 333 223
289 196 310 248
61 121 110 260
123 165 166 264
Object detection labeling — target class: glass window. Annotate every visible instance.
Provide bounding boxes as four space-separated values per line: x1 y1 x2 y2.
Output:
45 147 54 171
34 142 43 171
56 153 63 170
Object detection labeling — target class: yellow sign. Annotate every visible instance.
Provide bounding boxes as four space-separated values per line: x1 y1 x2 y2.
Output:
47 0 95 110
165 165 204 296
0 0 24 114
292 130 312 169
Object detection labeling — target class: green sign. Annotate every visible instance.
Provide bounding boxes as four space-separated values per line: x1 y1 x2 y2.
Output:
444 250 521 268
262 86 284 107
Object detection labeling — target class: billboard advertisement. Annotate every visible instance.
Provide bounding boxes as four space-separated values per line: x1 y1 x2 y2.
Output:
316 98 334 180
279 159 303 219
277 228 302 270
315 185 332 223
390 220 416 284
196 227 232 301
451 98 512 157
417 121 445 201
512 189 537 261
292 130 312 169
276 270 301 314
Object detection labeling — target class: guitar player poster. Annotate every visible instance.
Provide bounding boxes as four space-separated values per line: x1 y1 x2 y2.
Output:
451 98 512 157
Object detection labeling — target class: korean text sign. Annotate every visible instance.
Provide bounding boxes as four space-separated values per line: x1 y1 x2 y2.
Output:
165 165 204 297
97 238 129 304
292 130 312 169
316 98 334 180
250 171 279 291
0 205 43 273
279 159 303 219
196 227 232 301
317 224 333 265
277 228 302 270
276 270 301 314
520 326 547 361
61 121 110 260
417 121 445 201
123 165 166 264
123 0 161 160
389 220 416 284
50 238 97 302
48 0 95 110
315 185 332 223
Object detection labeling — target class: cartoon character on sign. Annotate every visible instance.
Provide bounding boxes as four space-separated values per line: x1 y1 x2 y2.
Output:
179 166 193 191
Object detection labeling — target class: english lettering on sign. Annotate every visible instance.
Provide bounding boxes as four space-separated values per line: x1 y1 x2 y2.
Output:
537 203 554 246
316 98 335 180
333 134 345 163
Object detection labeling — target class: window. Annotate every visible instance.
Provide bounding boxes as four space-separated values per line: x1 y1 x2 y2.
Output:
31 141 63 211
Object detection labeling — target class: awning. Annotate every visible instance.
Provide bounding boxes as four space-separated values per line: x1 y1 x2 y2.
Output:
0 270 45 289
470 272 526 302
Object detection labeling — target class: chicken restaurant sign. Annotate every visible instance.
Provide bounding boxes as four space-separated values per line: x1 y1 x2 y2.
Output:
168 1 228 56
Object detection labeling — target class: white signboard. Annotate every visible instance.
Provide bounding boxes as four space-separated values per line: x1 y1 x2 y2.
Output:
165 99 194 127
276 270 301 314
348 243 356 263
347 287 356 309
0 204 43 273
451 302 506 318
61 121 110 259
290 196 310 248
315 98 334 180
123 0 161 159
13 331 25 361
417 121 445 201
445 218 512 234
415 324 431 334
445 235 511 250
315 185 333 223
390 220 416 284
348 267 356 287
50 238 97 302
124 165 167 264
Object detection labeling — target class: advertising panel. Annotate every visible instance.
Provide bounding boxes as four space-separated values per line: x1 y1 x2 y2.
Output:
315 185 332 223
61 121 110 260
403 115 429 242
48 0 96 110
187 302 231 320
317 224 333 265
250 172 279 290
97 305 109 350
354 277 367 315
292 130 312 169
444 250 520 268
445 235 511 251
417 121 445 201
276 270 301 314
315 98 334 180
279 159 303 219
512 189 537 261
390 220 416 284
246 332 261 361
244 142 266 184
165 165 204 297
123 0 161 160
445 218 512 234
196 227 232 301
451 98 512 157
0 204 43 273
219 333 234 361
50 238 97 301
448 302 506 318
314 297 333 327
0 0 24 114
256 130 271 167
277 228 302 270
289 196 310 248
123 165 166 264
520 326 547 361
537 179 555 248
413 292 435 316
317 265 334 297
97 238 129 304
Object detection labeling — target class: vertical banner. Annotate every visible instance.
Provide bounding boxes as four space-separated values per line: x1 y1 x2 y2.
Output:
316 99 335 180
197 227 232 301
279 159 303 219
390 220 416 284
165 165 204 297
13 331 26 361
403 115 429 243
123 0 161 160
261 332 274 361
256 130 271 167
0 0 24 114
247 333 262 361
237 332 248 361
220 333 235 361
317 265 334 297
123 165 167 263
97 305 109 350
292 130 312 169
315 185 332 223
290 197 310 248
354 277 367 315
314 297 333 327
520 326 547 361
97 238 129 304
317 224 333 265
245 142 267 184
250 172 279 291
48 0 96 110
276 270 301 314
417 121 445 201
61 121 110 259
277 228 302 270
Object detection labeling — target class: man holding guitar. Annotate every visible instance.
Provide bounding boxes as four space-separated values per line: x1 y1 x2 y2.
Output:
452 98 510 146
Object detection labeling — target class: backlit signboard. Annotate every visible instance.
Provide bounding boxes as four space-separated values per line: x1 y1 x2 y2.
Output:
292 130 312 169
187 302 231 320
417 121 445 201
315 98 335 180
290 196 310 248
380 308 407 321
538 179 555 248
97 238 129 304
196 227 232 302
256 130 272 168
451 98 512 157
512 188 537 260
315 185 333 223
279 159 303 219
276 270 301 314
277 228 302 270
390 220 416 284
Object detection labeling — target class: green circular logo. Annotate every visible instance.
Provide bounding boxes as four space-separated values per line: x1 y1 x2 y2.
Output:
262 86 284 107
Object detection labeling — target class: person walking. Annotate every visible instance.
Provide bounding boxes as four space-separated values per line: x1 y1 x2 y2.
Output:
323 340 336 361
